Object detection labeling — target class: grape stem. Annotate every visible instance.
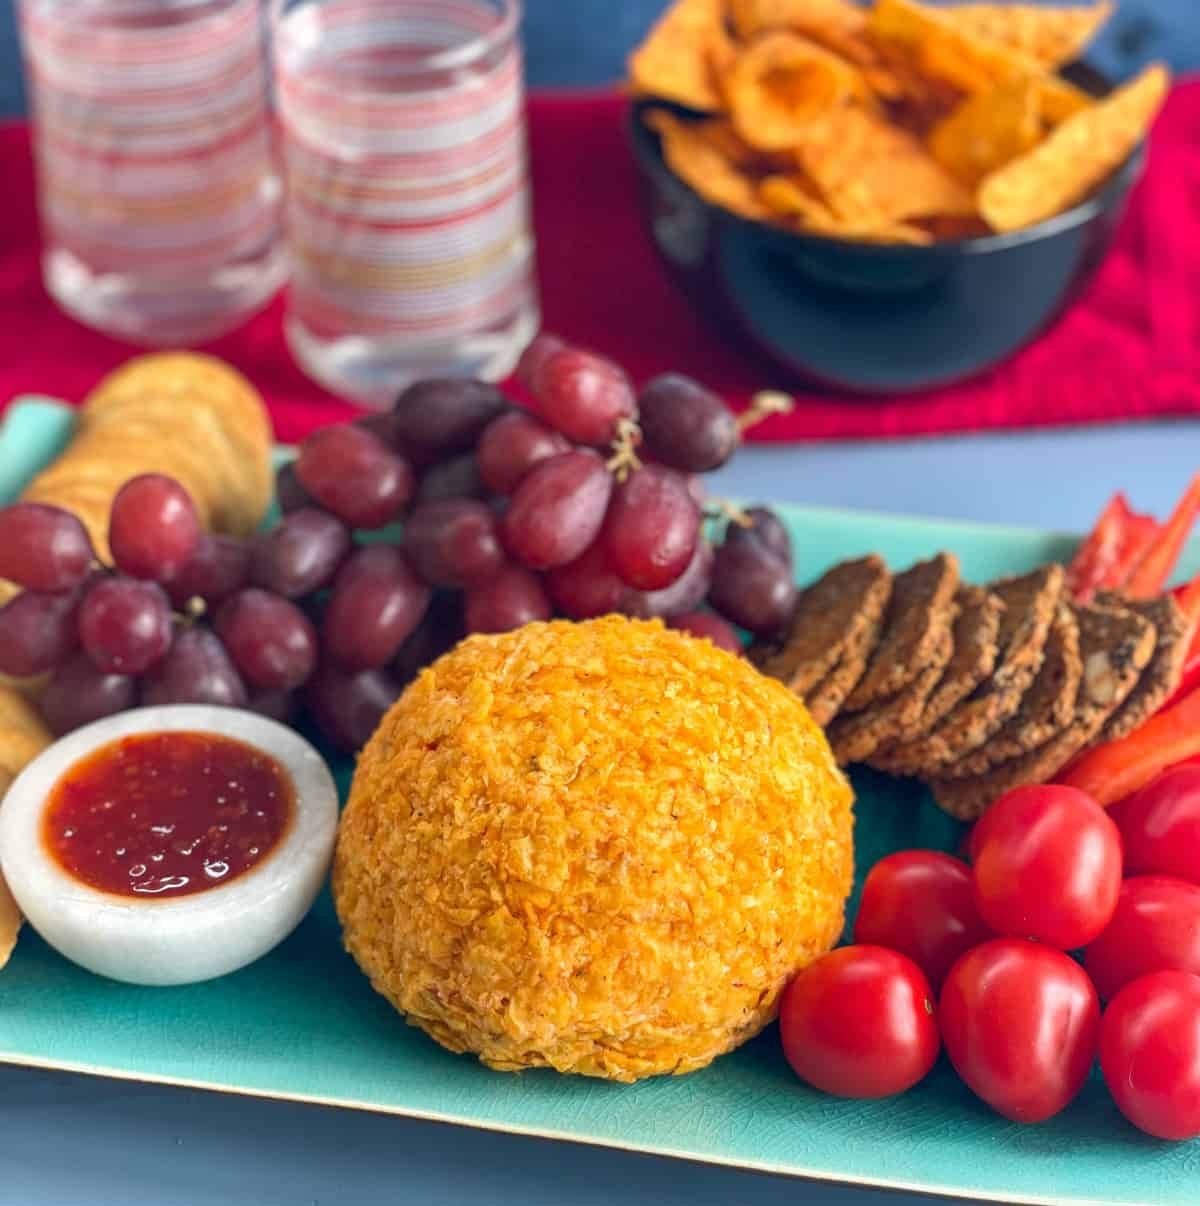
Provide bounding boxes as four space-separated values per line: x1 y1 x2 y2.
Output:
606 417 644 482
738 391 795 433
707 499 752 529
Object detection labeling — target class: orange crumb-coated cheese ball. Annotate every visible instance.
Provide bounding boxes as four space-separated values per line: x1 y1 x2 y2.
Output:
333 616 854 1082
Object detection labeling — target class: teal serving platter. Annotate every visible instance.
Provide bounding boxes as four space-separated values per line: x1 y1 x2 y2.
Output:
1 397 1196 1206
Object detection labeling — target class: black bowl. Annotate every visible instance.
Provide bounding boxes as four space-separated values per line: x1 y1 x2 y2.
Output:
629 81 1146 395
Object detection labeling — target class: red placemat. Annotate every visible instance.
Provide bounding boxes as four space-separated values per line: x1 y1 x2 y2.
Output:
1 86 1199 444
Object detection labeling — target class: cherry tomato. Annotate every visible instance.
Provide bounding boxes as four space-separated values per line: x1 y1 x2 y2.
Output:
1109 765 1200 884
779 945 939 1099
1084 875 1200 1000
940 938 1100 1123
971 784 1122 950
1100 971 1200 1140
853 851 992 990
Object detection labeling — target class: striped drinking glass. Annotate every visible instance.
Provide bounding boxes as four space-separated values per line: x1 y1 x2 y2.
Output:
19 0 286 344
272 0 539 406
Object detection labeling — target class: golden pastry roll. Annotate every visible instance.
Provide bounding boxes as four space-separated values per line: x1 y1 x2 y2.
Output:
0 685 53 968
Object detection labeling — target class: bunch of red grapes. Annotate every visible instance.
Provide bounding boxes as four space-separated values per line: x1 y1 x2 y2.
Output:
0 335 796 753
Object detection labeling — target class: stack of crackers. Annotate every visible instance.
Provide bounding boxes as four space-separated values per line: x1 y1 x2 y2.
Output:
754 551 1189 819
630 0 1168 242
19 353 274 563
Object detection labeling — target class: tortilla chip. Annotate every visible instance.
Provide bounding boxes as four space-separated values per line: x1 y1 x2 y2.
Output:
798 105 976 226
979 62 1168 233
727 0 908 98
945 3 1115 69
729 0 864 40
728 0 885 69
646 110 770 219
760 173 835 221
707 16 741 102
629 0 726 111
869 0 1094 125
728 31 871 151
928 78 1043 186
864 31 962 124
760 173 933 242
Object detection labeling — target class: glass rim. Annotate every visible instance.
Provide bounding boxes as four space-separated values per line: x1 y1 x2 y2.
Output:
20 0 258 38
270 0 522 95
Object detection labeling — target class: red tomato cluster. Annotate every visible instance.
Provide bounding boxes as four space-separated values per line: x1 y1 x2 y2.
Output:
778 771 1200 1142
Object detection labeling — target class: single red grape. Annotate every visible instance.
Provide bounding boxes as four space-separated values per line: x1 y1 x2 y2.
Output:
0 503 94 593
295 425 414 529
0 587 82 677
667 610 743 654
251 508 350 598
41 652 137 736
514 332 566 391
637 373 740 473
141 626 248 709
390 379 508 456
502 450 613 570
322 546 432 671
304 664 403 753
544 542 630 619
733 506 792 568
708 533 796 637
465 566 552 633
602 465 700 590
404 500 505 589
78 577 173 675
215 589 318 691
108 474 202 582
531 346 636 447
476 411 569 496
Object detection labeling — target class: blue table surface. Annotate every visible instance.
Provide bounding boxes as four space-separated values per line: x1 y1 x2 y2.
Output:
3 1 1200 1203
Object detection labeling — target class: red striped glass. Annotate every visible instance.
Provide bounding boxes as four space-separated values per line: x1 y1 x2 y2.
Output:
272 0 539 407
19 0 285 344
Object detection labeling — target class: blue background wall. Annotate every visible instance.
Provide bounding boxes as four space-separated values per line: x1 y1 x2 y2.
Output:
0 0 1196 113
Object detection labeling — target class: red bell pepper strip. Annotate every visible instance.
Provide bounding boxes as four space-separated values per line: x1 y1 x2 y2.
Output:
1059 684 1200 807
1173 576 1200 618
1124 474 1200 597
1104 511 1161 592
1066 494 1136 602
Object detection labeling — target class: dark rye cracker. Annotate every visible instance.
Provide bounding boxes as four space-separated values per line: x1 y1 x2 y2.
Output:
943 603 1082 779
867 585 1003 772
931 601 1157 821
828 614 957 765
1095 592 1190 743
872 565 1064 777
752 555 892 695
804 609 886 727
841 553 960 712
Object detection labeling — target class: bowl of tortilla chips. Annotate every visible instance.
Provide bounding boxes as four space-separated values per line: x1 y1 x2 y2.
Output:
627 0 1168 393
